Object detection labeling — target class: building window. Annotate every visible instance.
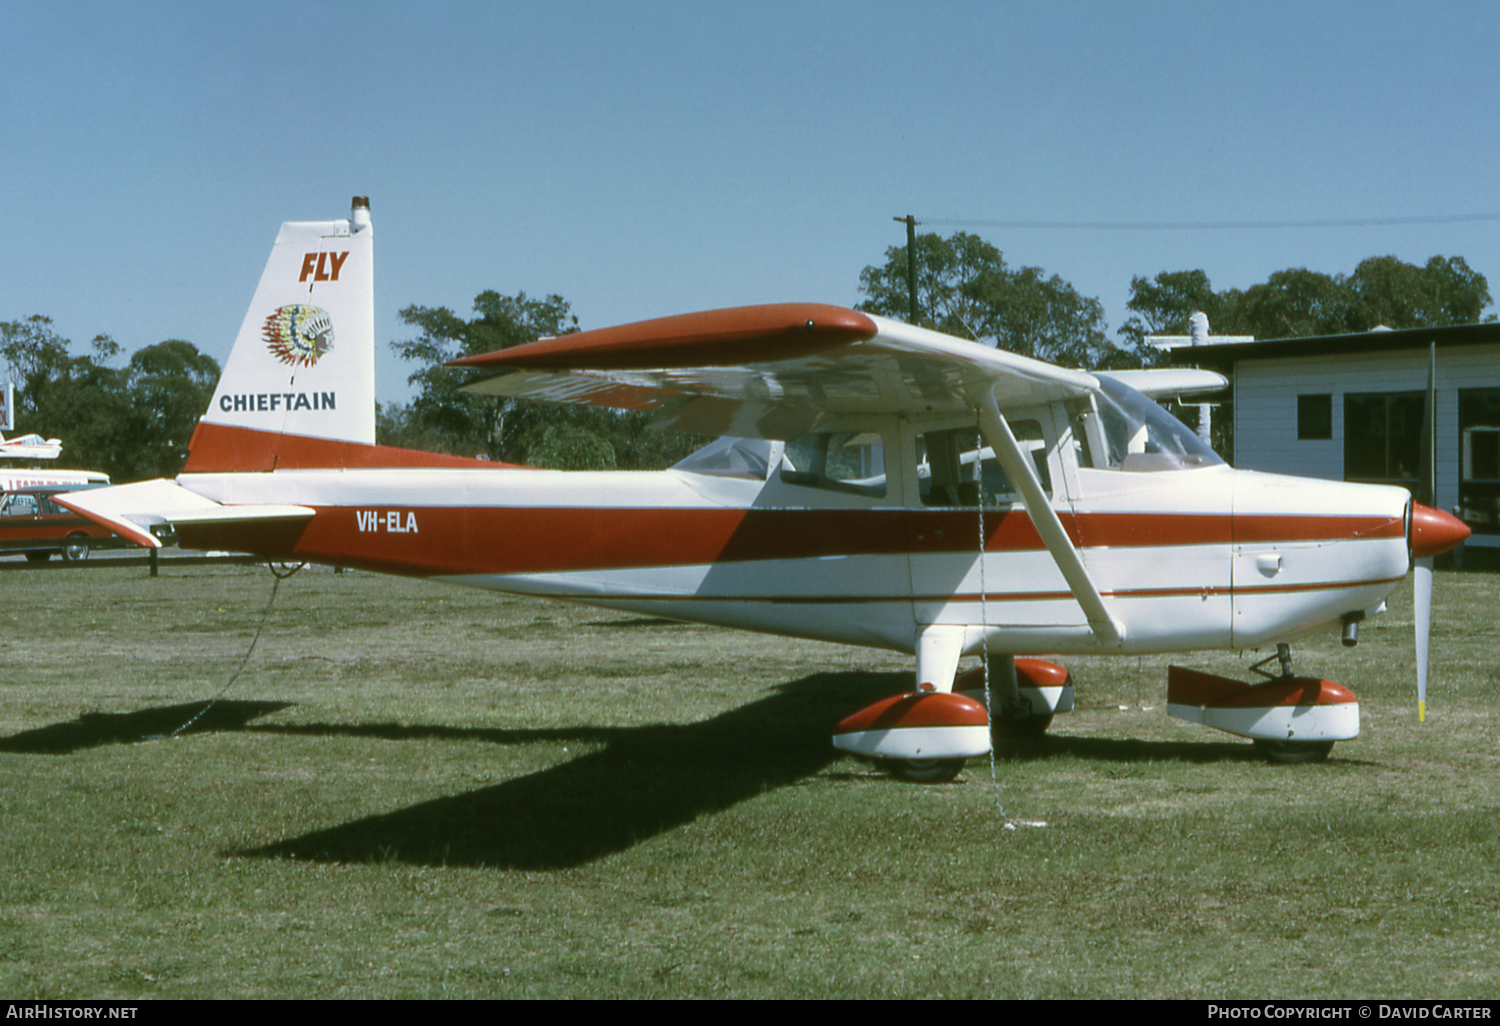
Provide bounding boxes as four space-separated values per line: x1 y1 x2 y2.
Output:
1297 394 1332 440
1459 389 1500 535
1344 392 1423 489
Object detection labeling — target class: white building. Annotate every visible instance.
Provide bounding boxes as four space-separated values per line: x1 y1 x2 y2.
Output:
1160 322 1500 552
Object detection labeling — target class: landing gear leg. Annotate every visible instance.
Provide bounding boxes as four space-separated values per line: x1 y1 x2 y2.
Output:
1249 643 1295 682
984 653 1053 738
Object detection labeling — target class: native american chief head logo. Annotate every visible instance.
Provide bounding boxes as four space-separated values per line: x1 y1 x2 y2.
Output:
263 304 334 367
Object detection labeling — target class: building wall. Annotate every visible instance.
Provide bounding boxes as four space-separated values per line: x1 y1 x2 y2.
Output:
1233 344 1500 546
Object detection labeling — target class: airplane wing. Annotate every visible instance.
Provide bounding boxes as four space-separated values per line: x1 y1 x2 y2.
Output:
54 478 314 549
453 304 1104 438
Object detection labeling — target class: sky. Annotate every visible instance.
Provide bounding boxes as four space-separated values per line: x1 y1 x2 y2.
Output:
6 0 1500 404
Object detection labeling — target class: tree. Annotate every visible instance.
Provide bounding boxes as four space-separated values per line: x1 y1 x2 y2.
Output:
1 316 220 480
9 333 131 476
859 232 1005 340
390 290 706 469
1120 255 1494 351
1227 267 1362 339
376 400 446 453
392 290 580 462
117 340 221 479
1118 270 1226 349
1348 254 1494 329
528 423 617 470
857 231 1130 366
0 315 72 419
2 316 129 472
970 264 1120 368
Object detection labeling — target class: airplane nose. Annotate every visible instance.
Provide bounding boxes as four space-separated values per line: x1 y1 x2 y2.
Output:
1411 503 1471 558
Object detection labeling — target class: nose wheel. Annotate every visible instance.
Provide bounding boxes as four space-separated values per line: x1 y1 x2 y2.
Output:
883 758 966 783
1252 739 1335 764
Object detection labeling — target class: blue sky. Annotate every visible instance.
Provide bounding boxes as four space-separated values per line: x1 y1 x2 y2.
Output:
6 0 1500 402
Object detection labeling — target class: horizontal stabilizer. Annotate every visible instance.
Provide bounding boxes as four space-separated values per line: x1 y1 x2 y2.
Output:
54 479 314 550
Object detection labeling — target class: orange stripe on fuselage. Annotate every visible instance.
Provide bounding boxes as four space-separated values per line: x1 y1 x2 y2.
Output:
172 504 1405 579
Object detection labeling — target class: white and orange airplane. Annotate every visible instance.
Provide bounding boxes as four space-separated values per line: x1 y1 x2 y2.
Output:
0 433 63 461
61 198 1470 781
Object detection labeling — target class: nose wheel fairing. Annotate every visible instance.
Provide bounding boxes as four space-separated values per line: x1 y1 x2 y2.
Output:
1165 665 1359 746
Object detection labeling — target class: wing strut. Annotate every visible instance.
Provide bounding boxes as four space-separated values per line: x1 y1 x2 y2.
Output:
976 391 1125 649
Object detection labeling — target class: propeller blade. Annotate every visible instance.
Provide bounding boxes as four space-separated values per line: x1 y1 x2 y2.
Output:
1410 505 1470 722
1415 555 1432 723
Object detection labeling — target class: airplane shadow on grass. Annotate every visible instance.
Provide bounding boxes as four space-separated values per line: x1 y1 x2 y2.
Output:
0 700 294 755
0 677 1290 871
231 675 1275 871
240 670 896 870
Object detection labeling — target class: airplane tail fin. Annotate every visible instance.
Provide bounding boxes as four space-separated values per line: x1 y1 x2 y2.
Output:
184 197 376 472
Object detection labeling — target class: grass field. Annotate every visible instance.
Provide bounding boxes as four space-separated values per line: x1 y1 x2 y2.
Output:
0 559 1496 999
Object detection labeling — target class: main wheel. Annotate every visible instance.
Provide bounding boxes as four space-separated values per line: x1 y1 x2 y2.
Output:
883 758 965 784
61 535 90 563
24 551 50 563
1253 739 1335 764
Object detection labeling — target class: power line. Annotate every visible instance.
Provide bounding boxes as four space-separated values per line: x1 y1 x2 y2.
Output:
918 213 1500 231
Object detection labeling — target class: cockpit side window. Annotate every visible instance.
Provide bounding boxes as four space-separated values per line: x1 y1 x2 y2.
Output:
917 421 1049 507
779 431 887 498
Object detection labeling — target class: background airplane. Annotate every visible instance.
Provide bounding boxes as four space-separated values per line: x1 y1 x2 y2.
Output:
0 433 62 460
61 198 1470 781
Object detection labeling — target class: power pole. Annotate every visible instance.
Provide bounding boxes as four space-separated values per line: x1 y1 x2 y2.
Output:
893 215 919 323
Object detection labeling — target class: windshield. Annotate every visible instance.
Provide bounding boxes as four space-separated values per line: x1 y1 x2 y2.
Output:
672 436 780 479
1094 374 1224 471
